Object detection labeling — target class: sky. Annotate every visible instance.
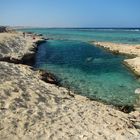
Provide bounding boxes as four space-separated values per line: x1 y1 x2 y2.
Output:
0 0 140 28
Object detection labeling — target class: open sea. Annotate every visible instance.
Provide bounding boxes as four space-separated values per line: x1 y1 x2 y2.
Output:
20 28 140 106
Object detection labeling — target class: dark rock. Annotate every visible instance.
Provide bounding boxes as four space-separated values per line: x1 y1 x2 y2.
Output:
0 57 20 64
0 26 14 33
118 105 135 113
39 70 61 86
21 53 35 66
35 40 46 46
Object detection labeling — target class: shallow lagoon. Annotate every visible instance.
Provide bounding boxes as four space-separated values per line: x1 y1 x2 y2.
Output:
35 39 140 106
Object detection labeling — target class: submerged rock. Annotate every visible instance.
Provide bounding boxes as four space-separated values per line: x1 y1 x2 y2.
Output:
38 69 61 85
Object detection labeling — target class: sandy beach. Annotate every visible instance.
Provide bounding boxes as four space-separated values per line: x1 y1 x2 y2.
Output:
0 30 140 140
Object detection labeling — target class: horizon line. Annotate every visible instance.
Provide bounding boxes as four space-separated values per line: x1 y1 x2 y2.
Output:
1 25 140 29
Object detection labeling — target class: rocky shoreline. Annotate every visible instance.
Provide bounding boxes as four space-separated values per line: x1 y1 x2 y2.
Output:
92 42 140 76
0 30 140 140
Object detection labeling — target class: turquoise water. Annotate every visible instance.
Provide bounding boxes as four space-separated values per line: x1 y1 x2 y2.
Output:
35 40 140 106
21 28 140 106
20 28 140 44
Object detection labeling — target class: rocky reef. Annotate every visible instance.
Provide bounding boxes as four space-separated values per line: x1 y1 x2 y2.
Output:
0 31 140 140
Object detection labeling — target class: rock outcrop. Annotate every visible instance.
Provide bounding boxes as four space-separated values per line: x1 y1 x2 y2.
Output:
0 32 42 60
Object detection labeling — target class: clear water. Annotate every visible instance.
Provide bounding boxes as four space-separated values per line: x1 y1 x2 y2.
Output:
21 28 140 106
